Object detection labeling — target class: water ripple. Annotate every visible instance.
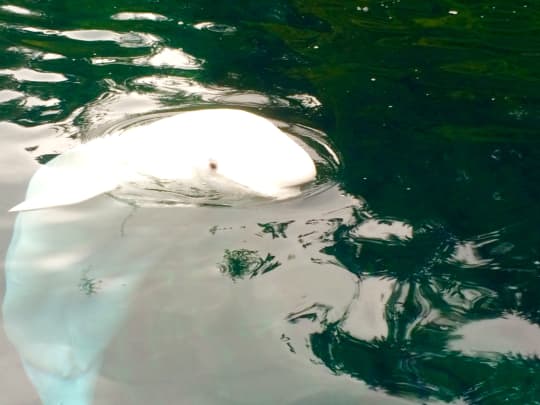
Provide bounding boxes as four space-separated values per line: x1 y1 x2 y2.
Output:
8 25 160 48
131 76 291 107
111 12 169 22
132 76 229 99
193 21 237 33
7 46 64 61
61 29 160 48
135 48 202 69
92 48 203 70
287 94 322 109
1 4 40 17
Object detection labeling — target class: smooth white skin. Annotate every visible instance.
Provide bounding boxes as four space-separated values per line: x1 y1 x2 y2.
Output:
9 108 316 212
4 199 165 405
4 109 316 404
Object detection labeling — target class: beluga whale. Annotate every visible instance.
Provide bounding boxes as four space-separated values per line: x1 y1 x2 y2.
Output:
4 108 318 405
9 108 317 212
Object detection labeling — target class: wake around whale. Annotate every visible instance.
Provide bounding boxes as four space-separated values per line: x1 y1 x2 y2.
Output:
9 108 317 212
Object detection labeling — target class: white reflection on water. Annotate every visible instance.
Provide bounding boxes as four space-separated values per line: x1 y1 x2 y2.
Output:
1 4 40 17
61 30 160 48
135 47 203 69
351 218 413 244
75 76 320 143
133 76 229 99
111 12 169 22
341 276 396 341
23 97 61 108
91 48 203 70
13 26 160 48
193 21 238 33
0 68 67 83
287 94 322 109
450 314 540 358
7 46 64 61
131 75 290 107
0 90 24 103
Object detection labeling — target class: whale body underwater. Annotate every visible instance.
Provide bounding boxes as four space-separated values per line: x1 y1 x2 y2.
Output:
4 108 318 404
9 108 317 212
6 109 438 404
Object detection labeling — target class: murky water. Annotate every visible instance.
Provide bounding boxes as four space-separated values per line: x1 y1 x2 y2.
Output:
1 1 539 404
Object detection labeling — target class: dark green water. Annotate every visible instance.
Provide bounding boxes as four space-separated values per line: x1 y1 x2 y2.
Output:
1 1 540 404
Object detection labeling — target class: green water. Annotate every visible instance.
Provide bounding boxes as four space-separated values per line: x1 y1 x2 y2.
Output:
1 1 540 404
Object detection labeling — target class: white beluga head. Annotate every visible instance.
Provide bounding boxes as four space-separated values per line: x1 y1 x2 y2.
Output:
9 108 316 212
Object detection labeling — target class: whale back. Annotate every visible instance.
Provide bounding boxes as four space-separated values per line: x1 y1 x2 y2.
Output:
9 109 316 212
9 139 125 212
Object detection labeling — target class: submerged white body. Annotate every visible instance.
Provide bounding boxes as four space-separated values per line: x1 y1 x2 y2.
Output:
4 108 316 404
3 185 384 405
4 199 172 405
10 108 316 212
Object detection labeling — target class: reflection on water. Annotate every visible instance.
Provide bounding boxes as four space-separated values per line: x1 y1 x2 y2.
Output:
1 4 40 17
1 0 540 404
91 47 203 70
0 68 67 83
111 12 169 22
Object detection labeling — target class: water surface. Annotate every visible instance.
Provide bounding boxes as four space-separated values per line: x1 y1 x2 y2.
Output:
1 1 539 404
